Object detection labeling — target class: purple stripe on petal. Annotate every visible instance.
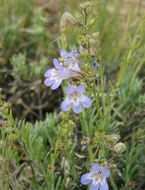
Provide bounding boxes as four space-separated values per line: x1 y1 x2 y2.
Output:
77 84 86 93
61 99 71 111
91 163 100 171
81 95 92 108
90 183 99 190
81 173 91 185
65 85 76 95
100 180 109 190
60 48 68 57
53 58 61 69
51 80 62 90
72 104 82 114
44 69 54 77
44 78 54 86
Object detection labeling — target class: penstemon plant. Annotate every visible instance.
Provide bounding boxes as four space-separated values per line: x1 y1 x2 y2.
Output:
0 1 144 190
44 2 126 190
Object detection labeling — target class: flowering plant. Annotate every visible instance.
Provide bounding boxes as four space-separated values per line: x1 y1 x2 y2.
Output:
43 2 127 190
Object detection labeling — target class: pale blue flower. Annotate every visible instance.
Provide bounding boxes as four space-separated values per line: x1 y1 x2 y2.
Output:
81 163 110 190
60 49 80 72
61 84 92 113
44 58 78 90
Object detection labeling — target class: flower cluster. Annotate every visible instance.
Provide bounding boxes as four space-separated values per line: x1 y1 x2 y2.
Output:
44 48 92 113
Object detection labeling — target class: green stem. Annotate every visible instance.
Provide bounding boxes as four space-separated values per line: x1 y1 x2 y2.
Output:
81 111 94 164
92 79 103 119
110 175 118 190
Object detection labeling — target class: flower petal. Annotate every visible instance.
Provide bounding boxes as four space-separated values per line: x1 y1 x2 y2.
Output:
60 48 68 57
90 183 99 190
51 79 62 90
81 95 92 108
53 58 61 69
71 63 80 72
68 51 74 57
100 180 109 190
44 78 53 86
91 163 100 171
44 68 54 77
65 85 76 95
73 104 82 114
81 173 91 185
77 85 85 93
61 68 74 79
79 45 83 51
61 99 71 111
101 168 110 178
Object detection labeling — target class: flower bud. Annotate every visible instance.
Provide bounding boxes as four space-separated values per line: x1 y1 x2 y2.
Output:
110 134 120 142
80 2 91 9
114 142 126 153
3 102 11 110
60 12 78 30
92 32 99 39
55 139 63 150
89 39 98 46
108 164 116 170
47 164 53 170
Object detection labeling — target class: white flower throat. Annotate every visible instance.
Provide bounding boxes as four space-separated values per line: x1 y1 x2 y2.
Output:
68 90 82 105
90 170 106 185
51 70 61 80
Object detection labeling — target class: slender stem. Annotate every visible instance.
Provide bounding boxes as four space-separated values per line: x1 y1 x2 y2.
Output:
110 175 118 190
81 111 94 164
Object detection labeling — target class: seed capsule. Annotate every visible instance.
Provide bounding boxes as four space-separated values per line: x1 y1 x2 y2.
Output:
60 12 78 29
114 142 126 153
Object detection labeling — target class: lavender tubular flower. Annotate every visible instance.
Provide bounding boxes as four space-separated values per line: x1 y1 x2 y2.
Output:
44 58 79 90
61 84 92 114
60 49 81 72
81 163 110 190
